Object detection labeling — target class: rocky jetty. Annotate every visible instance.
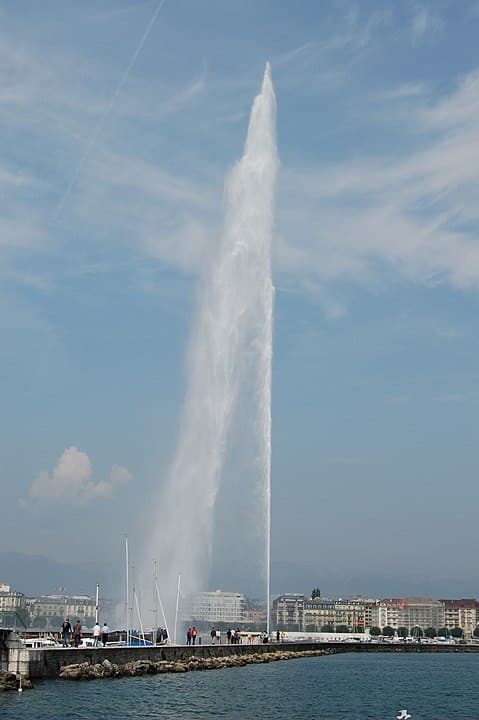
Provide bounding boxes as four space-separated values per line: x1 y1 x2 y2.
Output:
0 671 33 692
59 648 336 681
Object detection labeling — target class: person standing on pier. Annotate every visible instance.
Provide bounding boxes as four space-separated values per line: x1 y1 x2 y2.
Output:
186 628 192 645
101 622 110 646
191 627 197 645
73 619 82 648
61 617 72 647
93 622 101 647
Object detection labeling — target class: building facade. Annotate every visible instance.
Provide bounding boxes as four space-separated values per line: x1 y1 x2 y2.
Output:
442 599 479 638
272 594 305 630
183 591 246 624
377 598 445 632
0 584 25 613
26 595 99 629
303 598 375 632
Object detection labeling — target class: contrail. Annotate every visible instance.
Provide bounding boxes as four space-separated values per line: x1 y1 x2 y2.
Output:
51 0 167 224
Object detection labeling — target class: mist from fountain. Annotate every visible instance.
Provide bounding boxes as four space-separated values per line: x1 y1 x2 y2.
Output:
145 64 278 632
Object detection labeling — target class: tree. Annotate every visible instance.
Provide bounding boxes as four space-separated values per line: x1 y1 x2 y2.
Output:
336 625 349 633
397 626 409 638
437 627 450 638
32 615 47 629
382 626 395 637
16 608 31 629
369 626 381 636
311 588 321 599
449 627 463 638
473 626 479 638
321 624 334 632
424 627 436 639
411 626 423 638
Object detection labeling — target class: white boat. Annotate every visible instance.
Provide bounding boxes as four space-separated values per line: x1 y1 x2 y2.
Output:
22 637 60 649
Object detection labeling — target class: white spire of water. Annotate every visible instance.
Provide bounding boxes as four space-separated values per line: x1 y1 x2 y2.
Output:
145 64 278 630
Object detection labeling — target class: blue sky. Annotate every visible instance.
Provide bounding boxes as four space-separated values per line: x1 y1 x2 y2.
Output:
2 0 479 598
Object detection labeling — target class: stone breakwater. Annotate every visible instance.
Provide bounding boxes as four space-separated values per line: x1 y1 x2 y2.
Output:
0 670 33 692
59 648 336 681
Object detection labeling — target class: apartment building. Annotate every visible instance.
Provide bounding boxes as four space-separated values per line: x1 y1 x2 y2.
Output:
377 597 445 631
272 594 305 630
442 599 479 638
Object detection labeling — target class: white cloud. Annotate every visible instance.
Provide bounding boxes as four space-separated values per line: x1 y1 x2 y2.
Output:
28 446 131 505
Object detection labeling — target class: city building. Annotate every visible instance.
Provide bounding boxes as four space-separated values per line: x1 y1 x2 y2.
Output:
441 599 479 638
0 584 25 613
182 590 246 624
243 607 267 626
272 594 305 630
377 598 445 632
26 594 99 629
351 597 378 629
303 597 374 632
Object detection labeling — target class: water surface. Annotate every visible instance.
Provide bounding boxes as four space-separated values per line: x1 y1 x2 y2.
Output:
1 652 477 719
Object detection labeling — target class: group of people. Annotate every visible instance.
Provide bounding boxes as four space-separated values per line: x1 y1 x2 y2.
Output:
185 627 198 645
61 618 110 648
207 627 243 644
156 627 168 644
226 628 243 644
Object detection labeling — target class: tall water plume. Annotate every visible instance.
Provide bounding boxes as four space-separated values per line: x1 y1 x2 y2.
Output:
146 64 278 629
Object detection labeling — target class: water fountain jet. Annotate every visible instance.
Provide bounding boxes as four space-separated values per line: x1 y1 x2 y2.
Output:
145 64 278 633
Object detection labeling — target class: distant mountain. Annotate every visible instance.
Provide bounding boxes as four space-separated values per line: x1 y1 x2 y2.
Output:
3 551 475 602
0 552 117 598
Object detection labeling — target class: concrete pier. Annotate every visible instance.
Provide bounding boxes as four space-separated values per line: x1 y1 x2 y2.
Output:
5 639 479 679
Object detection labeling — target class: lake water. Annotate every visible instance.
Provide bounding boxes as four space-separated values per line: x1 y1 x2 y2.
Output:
1 652 478 719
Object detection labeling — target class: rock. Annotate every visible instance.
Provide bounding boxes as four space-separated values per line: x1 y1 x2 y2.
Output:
0 671 32 692
57 645 337 681
59 662 91 680
101 659 119 677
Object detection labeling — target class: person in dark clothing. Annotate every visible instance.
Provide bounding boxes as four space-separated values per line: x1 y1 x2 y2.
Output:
61 618 72 647
186 628 192 645
101 622 109 646
73 620 82 647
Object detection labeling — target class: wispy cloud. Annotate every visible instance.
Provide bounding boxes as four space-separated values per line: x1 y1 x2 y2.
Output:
1 5 478 303
376 82 426 100
434 393 469 403
410 4 443 44
276 65 479 295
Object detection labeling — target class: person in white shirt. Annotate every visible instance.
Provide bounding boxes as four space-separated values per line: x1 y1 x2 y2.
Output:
93 622 101 647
